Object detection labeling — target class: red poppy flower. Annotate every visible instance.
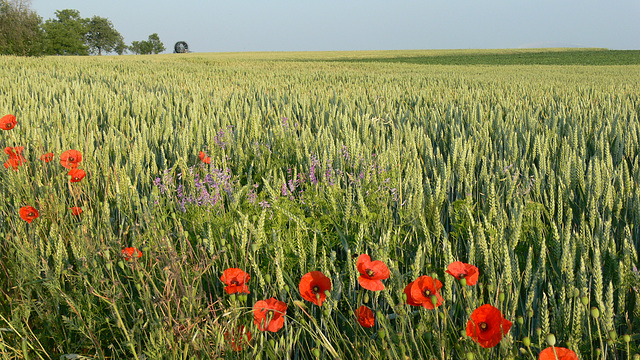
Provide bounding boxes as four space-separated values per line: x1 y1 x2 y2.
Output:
4 147 27 170
71 207 83 216
224 326 252 352
466 304 512 348
253 297 287 332
356 305 375 328
403 281 422 306
41 152 54 162
356 254 390 291
409 275 444 309
4 146 26 160
299 271 332 306
446 261 479 285
4 158 22 170
0 114 16 130
220 268 250 294
539 347 579 360
68 168 86 182
122 247 142 261
199 151 211 164
60 149 82 169
19 206 39 223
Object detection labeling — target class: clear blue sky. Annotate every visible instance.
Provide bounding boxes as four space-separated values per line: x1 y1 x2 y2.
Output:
31 0 640 53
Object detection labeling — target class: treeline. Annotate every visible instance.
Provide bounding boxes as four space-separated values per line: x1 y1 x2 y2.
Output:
0 0 165 56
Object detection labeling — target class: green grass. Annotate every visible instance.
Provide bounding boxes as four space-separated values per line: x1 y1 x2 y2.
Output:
0 49 639 359
330 49 640 65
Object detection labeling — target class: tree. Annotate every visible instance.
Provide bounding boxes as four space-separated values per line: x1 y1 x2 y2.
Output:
147 33 165 54
86 16 124 55
129 33 165 55
0 0 44 56
42 9 89 55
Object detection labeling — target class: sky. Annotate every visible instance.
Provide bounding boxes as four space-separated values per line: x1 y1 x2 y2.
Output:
31 0 640 53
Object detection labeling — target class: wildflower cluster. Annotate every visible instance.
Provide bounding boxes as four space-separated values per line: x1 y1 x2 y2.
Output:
2 113 137 256
217 254 526 353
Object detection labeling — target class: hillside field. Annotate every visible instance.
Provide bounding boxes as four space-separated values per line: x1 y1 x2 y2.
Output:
1 48 639 359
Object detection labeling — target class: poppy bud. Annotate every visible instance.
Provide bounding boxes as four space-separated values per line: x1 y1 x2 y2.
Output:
324 290 331 299
323 309 330 317
264 274 271 283
523 336 531 347
590 307 600 318
135 283 141 292
536 328 542 337
466 351 474 360
284 285 290 292
377 329 386 339
609 330 617 341
499 292 505 302
573 288 580 298
401 293 407 303
117 260 125 270
431 295 439 306
527 309 534 318
546 333 556 346
623 334 631 343
595 348 601 356
376 310 384 320
460 278 467 286
581 296 589 306
105 262 112 270
251 244 258 252
229 294 236 302
516 316 524 325
312 348 320 358
633 354 639 360
607 338 614 346
363 293 369 303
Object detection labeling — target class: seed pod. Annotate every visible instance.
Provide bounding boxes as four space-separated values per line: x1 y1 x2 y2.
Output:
581 296 589 306
523 337 531 347
590 307 600 318
546 333 556 346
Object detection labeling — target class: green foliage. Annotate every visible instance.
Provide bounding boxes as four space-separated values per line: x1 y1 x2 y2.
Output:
0 51 639 358
41 9 89 55
334 49 640 66
129 33 165 55
0 0 44 56
85 16 125 55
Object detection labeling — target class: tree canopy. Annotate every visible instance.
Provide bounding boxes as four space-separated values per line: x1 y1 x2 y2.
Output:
1 2 166 56
129 33 165 55
41 9 89 55
0 0 43 56
86 16 125 55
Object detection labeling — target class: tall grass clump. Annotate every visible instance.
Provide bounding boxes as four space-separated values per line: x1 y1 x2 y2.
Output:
0 51 639 359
